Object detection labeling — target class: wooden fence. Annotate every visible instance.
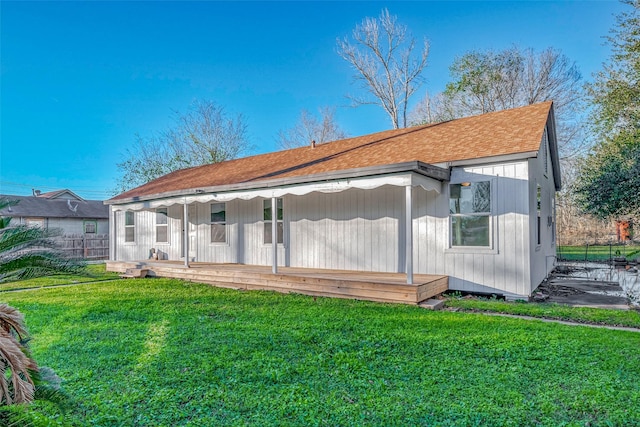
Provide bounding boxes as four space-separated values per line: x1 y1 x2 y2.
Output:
59 234 109 260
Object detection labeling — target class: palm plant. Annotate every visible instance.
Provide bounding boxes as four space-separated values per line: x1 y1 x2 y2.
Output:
0 303 37 405
0 197 80 416
0 303 69 426
0 198 83 283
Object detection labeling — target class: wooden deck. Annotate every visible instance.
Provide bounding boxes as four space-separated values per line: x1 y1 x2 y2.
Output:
106 261 448 305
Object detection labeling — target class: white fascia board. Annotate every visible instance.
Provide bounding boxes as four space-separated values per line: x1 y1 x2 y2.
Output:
106 161 449 207
110 172 442 211
433 151 538 169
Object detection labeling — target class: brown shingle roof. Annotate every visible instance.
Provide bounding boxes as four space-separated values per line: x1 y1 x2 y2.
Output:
111 101 553 202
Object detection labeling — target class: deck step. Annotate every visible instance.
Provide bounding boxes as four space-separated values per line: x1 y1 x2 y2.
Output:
106 261 448 304
418 299 445 310
120 268 148 279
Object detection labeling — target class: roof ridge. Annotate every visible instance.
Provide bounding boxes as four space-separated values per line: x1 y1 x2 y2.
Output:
111 101 555 202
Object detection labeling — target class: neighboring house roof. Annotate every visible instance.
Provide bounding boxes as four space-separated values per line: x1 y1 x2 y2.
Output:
35 189 84 201
110 101 559 203
0 194 109 219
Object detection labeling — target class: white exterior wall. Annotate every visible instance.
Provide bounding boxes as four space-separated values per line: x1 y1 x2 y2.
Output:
234 197 285 266
528 129 558 290
287 186 403 272
111 187 403 271
114 205 184 261
413 160 533 298
112 199 287 265
191 200 238 264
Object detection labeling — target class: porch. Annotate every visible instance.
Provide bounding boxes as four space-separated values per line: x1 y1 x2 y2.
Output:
106 261 448 305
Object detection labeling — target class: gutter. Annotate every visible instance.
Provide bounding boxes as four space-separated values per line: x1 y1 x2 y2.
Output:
105 161 450 205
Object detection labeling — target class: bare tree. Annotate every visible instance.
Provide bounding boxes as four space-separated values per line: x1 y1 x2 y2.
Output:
276 107 348 149
115 100 251 193
411 46 587 160
337 9 429 129
409 91 458 126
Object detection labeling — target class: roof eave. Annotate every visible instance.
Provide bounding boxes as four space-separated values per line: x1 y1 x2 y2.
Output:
436 151 541 169
546 105 562 191
105 161 450 205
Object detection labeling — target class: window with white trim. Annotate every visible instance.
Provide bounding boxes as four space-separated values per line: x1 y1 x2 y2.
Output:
263 198 283 244
125 211 135 243
156 208 168 243
210 203 226 243
449 181 491 247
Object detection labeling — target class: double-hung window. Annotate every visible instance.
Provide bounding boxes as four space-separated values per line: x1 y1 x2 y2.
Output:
263 198 283 244
125 211 135 243
449 181 491 247
156 208 168 243
210 203 226 243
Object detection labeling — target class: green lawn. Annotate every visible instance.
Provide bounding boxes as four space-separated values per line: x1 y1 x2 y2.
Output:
557 244 640 262
3 279 640 426
0 263 119 291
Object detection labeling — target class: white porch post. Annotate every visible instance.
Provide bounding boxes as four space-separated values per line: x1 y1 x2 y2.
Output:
183 199 190 268
271 196 278 274
405 185 413 285
109 206 116 261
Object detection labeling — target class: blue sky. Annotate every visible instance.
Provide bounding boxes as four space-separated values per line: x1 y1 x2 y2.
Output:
0 1 626 199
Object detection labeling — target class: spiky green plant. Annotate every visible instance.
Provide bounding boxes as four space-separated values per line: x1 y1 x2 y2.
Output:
0 198 77 423
0 198 83 283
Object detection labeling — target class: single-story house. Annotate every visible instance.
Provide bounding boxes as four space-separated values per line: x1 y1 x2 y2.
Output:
106 101 560 300
0 189 110 259
1 189 109 234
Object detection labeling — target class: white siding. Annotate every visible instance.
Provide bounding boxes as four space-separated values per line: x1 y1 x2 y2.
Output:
287 187 402 272
414 161 532 297
114 206 184 261
234 198 285 266
189 201 239 264
528 128 559 291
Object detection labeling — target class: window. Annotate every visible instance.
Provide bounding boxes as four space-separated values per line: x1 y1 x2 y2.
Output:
263 198 283 244
536 185 542 246
125 211 135 243
84 220 97 234
156 208 168 243
210 203 226 243
25 218 44 228
449 181 491 247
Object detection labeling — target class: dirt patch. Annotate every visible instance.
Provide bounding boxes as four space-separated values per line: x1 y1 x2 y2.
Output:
534 265 632 309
